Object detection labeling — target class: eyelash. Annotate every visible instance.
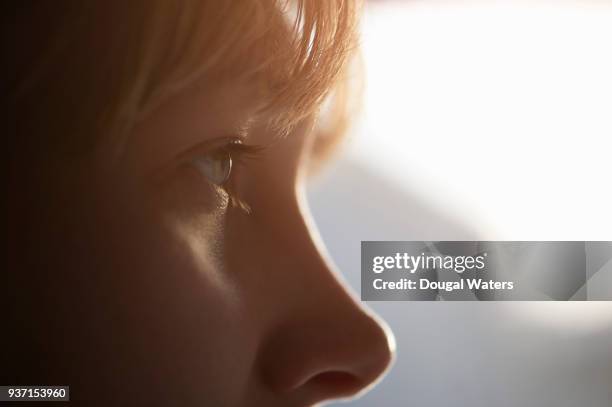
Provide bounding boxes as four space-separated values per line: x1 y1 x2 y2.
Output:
199 140 264 214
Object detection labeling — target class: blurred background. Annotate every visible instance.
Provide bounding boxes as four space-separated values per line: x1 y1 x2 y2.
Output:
306 1 612 405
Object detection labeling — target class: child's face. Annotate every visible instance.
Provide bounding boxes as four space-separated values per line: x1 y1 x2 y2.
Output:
55 76 393 406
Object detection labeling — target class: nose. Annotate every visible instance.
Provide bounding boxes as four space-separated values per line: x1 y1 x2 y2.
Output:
256 206 395 404
260 302 395 403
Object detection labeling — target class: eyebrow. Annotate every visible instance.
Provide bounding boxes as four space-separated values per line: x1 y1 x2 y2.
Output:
124 78 262 177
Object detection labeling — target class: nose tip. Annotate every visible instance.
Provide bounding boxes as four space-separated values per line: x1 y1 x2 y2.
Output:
259 306 395 403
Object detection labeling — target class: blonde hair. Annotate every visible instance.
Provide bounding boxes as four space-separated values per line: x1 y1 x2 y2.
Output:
11 0 361 160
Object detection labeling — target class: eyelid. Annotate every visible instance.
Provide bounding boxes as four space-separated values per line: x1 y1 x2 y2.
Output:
178 136 245 162
147 136 264 188
186 137 267 214
214 140 266 213
183 136 266 162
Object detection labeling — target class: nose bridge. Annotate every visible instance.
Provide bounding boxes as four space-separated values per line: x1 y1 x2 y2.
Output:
273 188 390 337
262 189 357 313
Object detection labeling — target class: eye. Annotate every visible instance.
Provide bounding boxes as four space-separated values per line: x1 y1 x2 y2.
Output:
192 147 233 186
186 138 264 212
190 138 251 186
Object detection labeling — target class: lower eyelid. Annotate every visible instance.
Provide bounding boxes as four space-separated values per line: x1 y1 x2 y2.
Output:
186 161 255 215
217 167 252 214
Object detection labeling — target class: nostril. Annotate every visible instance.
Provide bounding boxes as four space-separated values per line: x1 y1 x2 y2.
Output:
258 306 395 402
308 371 363 397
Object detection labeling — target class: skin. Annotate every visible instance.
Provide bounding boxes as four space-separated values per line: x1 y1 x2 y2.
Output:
7 75 394 406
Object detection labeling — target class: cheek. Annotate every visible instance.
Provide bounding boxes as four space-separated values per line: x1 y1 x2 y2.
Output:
76 170 258 404
130 175 260 402
127 224 253 404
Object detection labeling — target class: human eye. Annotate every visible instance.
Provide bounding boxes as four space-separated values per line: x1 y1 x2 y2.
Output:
189 138 263 212
191 140 237 186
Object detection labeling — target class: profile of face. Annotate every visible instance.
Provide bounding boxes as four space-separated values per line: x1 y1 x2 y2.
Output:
85 76 393 406
6 2 394 406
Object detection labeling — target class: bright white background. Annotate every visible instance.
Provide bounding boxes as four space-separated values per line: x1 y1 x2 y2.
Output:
307 1 612 405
